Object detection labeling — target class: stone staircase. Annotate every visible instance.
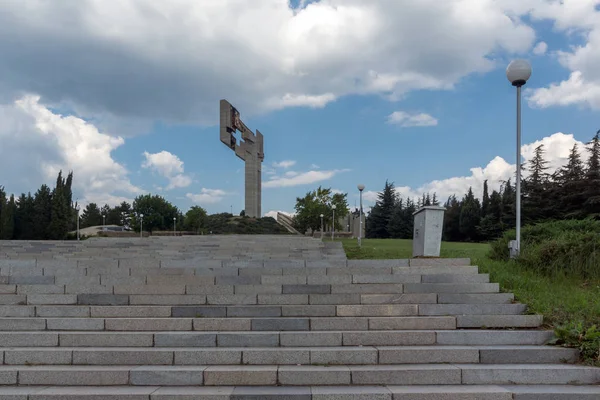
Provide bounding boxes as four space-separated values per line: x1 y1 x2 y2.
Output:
0 236 598 399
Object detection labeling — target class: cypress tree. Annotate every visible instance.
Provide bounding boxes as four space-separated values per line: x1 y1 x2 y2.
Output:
481 180 490 217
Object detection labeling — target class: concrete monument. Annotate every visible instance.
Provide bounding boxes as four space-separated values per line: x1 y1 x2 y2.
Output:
219 99 264 218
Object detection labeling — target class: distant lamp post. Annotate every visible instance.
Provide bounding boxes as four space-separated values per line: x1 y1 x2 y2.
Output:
102 214 106 230
75 205 80 241
506 59 532 258
173 217 176 236
331 205 337 241
357 184 365 247
320 214 324 239
140 214 144 238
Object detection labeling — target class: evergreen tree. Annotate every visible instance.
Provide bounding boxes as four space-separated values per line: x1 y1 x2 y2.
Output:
0 195 16 239
0 187 6 239
431 193 439 206
481 180 490 217
583 130 600 217
366 181 396 238
401 198 416 239
443 195 462 242
555 143 587 218
15 193 35 240
387 197 404 238
477 190 503 241
81 203 103 228
32 184 52 239
47 171 69 239
459 187 481 241
523 144 551 223
501 179 515 230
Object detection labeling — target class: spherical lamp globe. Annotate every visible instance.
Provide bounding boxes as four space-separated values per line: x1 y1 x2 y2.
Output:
506 59 532 86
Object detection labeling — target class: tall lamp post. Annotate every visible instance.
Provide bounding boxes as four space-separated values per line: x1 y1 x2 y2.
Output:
140 214 144 238
320 214 324 239
76 205 80 241
102 214 106 230
506 59 532 258
357 184 365 247
173 217 176 236
331 205 337 241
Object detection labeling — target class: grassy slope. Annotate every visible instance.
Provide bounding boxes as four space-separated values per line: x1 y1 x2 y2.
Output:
340 238 600 327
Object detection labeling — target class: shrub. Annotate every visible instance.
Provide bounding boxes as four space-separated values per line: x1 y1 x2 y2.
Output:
489 219 600 279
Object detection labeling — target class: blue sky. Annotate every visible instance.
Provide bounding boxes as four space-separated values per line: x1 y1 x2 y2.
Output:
1 0 599 217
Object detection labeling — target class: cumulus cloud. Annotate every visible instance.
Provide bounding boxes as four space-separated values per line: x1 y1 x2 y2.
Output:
387 111 438 127
524 1 600 109
361 132 587 205
264 169 350 188
273 160 297 169
0 0 536 130
142 150 192 190
0 95 141 206
186 189 228 205
532 41 548 55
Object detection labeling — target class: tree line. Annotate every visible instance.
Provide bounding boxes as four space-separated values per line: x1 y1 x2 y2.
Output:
366 130 600 242
0 173 213 239
0 171 74 240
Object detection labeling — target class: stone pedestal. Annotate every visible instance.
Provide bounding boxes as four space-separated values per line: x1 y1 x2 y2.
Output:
412 206 446 258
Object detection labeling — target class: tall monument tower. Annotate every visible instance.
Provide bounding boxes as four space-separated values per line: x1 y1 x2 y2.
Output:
219 100 264 218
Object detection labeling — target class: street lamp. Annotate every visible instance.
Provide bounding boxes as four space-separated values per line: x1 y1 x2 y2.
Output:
506 59 532 258
173 217 176 236
331 204 337 241
357 184 365 247
320 214 324 239
75 205 80 241
102 214 106 230
140 213 144 238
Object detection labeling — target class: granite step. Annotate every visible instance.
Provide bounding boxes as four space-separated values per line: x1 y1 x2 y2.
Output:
0 315 540 331
0 345 579 366
0 330 555 347
1 385 600 400
0 303 534 318
1 265 481 278
0 364 596 386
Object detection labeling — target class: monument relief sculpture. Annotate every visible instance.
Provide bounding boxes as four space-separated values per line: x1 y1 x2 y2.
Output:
219 99 264 218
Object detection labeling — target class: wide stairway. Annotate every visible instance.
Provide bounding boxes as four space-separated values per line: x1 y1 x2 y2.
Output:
0 236 598 399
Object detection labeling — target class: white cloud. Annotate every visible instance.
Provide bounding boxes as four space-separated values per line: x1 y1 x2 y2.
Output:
284 171 299 177
0 95 141 206
527 71 600 109
264 169 350 188
310 164 320 169
142 150 192 190
0 0 536 129
186 189 228 205
532 41 548 55
273 160 297 169
362 132 587 205
387 111 438 127
523 1 600 109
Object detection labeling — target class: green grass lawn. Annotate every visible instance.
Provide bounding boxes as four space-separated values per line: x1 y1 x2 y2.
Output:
340 238 600 328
